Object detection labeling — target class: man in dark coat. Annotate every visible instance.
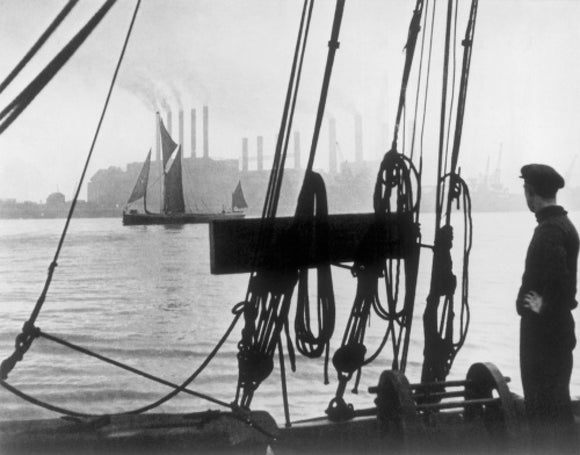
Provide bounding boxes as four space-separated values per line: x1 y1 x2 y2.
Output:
517 163 578 452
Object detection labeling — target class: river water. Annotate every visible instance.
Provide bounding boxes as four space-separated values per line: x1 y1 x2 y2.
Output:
1 211 579 424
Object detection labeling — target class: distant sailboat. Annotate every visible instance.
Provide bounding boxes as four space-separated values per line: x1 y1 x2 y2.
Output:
231 181 248 212
123 114 246 225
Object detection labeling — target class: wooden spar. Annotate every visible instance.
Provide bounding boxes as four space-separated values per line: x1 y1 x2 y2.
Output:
209 212 420 275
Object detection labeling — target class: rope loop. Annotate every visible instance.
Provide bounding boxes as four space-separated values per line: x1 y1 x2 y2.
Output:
422 173 473 384
231 301 246 316
0 322 40 380
293 171 335 386
373 149 420 216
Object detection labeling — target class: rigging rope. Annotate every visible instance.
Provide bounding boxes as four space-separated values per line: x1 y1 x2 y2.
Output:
421 0 478 386
391 0 425 152
0 302 277 441
0 0 137 381
0 0 79 94
305 0 345 173
409 0 431 163
0 0 117 135
326 0 424 422
236 0 346 413
235 0 315 410
0 0 480 426
289 0 345 388
262 0 314 220
282 0 344 405
2 304 242 412
294 171 335 384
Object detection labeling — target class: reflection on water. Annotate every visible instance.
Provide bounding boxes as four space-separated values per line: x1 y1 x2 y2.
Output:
0 213 579 424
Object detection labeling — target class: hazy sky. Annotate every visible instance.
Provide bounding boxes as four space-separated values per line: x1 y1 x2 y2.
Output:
0 0 579 202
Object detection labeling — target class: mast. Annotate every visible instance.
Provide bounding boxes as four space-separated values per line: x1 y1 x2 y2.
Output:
157 112 163 211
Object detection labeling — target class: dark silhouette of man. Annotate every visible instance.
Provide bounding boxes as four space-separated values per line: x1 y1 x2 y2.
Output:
517 163 578 452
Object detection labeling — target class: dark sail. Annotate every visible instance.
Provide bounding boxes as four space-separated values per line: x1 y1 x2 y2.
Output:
163 145 185 214
232 181 248 210
127 149 151 204
159 116 177 169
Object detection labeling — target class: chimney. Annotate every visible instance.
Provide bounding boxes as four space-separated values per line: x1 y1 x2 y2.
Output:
190 109 196 158
355 113 363 162
178 110 184 150
155 112 161 162
203 105 209 158
329 117 337 174
242 137 249 171
257 136 264 171
166 110 172 135
294 131 301 169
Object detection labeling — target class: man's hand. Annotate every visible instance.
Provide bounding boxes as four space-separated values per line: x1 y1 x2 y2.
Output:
523 290 544 314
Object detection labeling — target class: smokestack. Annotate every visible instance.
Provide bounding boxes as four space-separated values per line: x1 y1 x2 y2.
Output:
294 131 301 169
329 117 337 174
190 109 196 158
355 113 363 162
257 136 264 171
155 112 161 162
242 137 249 171
203 105 209 158
178 110 184 150
166 110 172 135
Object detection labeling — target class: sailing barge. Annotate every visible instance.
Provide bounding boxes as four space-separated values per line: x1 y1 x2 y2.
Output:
0 1 578 454
122 114 247 226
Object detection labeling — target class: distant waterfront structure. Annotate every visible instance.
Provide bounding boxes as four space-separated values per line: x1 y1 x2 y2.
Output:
46 192 65 206
1 115 541 219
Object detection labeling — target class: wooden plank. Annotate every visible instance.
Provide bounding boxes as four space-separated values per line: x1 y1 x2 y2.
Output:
209 212 419 275
0 411 278 453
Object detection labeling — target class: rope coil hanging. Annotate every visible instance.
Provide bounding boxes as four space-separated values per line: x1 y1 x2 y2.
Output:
421 0 478 386
235 0 316 411
326 0 424 422
236 0 346 420
294 171 335 384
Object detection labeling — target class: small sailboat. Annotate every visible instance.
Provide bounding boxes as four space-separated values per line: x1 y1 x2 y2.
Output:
122 114 246 226
231 181 248 212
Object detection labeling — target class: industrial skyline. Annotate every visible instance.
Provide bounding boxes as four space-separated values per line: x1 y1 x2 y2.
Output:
0 1 579 202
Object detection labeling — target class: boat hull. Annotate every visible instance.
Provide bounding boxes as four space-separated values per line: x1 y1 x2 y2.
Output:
1 402 578 454
122 211 245 226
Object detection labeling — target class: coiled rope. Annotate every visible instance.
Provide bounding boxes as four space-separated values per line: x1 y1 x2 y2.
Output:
421 0 478 385
235 0 315 414
294 171 335 385
326 0 424 422
236 2 346 427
